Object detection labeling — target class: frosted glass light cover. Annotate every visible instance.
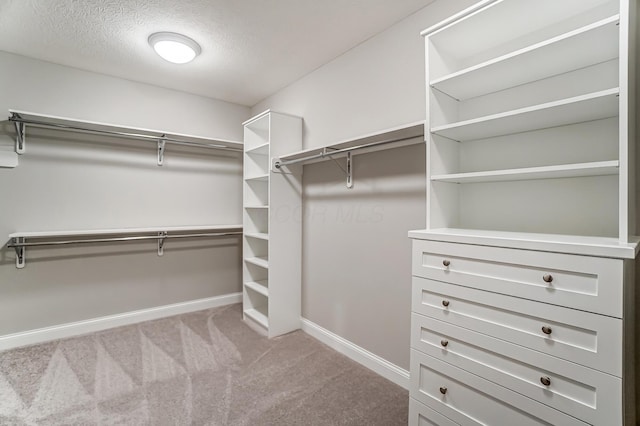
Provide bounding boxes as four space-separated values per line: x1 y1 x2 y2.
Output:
149 32 201 64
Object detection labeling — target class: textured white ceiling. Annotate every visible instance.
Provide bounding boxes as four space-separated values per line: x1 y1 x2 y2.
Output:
0 0 434 106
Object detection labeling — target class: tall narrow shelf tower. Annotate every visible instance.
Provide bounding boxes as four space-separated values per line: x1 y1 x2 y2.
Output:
242 110 302 338
409 0 638 424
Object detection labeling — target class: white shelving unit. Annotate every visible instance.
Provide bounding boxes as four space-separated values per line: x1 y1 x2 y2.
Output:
409 0 637 424
424 0 634 241
242 110 302 338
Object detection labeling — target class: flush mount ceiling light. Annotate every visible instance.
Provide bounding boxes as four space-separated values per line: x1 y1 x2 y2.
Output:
148 32 201 64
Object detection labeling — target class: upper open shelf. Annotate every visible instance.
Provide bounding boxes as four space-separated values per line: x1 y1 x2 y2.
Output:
431 88 619 141
422 0 616 63
278 120 424 165
274 120 424 189
6 110 243 165
431 15 619 100
8 224 242 240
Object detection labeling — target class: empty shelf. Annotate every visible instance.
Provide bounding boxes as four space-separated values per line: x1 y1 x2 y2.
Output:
244 174 269 182
431 161 619 183
245 205 269 209
244 280 269 297
244 307 269 328
278 120 424 164
9 224 242 239
8 110 243 151
431 88 619 141
245 232 269 241
246 143 269 155
245 256 269 269
431 16 619 100
422 0 614 60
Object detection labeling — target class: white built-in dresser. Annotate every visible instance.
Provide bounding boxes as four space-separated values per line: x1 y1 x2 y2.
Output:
409 0 638 424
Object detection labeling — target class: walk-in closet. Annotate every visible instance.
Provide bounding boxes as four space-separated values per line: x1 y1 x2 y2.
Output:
0 0 638 424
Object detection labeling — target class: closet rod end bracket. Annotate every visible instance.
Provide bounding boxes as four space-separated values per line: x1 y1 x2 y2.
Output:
12 237 26 269
12 116 26 154
325 149 353 188
346 151 353 189
157 136 166 166
272 157 293 174
157 231 167 256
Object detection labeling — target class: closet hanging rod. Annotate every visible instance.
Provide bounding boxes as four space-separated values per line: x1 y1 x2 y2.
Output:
8 228 243 268
8 231 242 248
274 134 420 169
8 113 243 152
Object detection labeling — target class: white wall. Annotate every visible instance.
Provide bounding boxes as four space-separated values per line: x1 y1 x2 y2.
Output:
302 145 425 370
0 51 251 336
0 52 248 140
253 0 476 370
252 0 476 150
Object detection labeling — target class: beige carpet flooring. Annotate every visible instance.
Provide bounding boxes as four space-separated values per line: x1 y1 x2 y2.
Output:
0 303 408 425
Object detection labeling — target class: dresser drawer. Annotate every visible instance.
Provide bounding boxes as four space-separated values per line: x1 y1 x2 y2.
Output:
411 312 621 425
412 277 623 376
409 398 460 426
410 350 587 426
409 398 459 426
412 240 623 317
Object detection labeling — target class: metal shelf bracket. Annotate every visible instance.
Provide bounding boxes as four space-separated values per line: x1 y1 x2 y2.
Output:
326 149 353 189
157 231 167 256
13 237 25 269
157 136 166 166
346 151 353 189
13 119 26 154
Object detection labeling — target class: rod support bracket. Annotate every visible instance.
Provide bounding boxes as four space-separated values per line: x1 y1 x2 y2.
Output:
346 151 353 189
13 118 26 154
157 136 166 166
157 231 167 256
13 237 25 269
325 149 353 189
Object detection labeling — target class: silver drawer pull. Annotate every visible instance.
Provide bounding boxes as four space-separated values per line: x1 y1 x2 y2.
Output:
442 260 450 267
440 339 449 347
541 326 552 335
543 274 553 283
442 300 450 307
439 386 447 395
540 376 551 386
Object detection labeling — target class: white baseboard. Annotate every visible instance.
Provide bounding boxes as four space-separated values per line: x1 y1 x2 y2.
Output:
0 292 242 351
301 318 409 390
